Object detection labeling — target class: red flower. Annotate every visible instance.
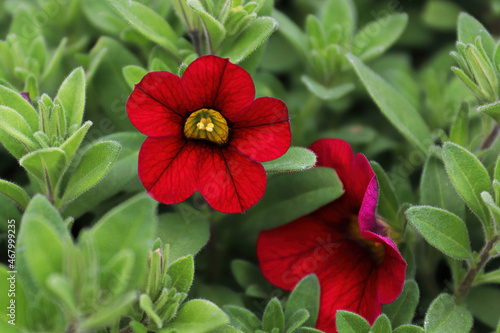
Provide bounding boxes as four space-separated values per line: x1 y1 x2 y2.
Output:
127 55 291 213
257 139 406 332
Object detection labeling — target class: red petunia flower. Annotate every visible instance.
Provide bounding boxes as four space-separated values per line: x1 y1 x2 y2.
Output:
257 139 406 332
127 55 291 213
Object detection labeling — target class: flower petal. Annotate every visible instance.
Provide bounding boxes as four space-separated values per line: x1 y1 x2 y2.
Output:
197 145 265 213
362 230 407 304
231 97 291 162
181 55 255 120
358 176 386 235
257 216 384 331
138 136 198 204
127 71 188 137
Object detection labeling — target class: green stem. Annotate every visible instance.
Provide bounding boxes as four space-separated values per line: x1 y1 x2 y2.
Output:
456 234 500 302
481 124 500 149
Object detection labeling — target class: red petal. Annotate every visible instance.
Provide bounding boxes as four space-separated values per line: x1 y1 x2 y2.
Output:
181 56 255 120
138 136 198 204
197 145 265 213
257 216 383 331
127 71 188 137
231 97 291 162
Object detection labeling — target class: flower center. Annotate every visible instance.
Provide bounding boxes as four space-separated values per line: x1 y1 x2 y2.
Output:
184 108 229 145
347 215 385 266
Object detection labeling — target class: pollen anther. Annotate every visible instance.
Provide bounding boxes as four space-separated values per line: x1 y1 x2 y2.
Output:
184 109 229 144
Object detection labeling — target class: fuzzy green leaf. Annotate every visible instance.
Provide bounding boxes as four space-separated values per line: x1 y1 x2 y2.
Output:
20 148 68 193
167 256 195 294
0 85 39 131
56 67 86 128
420 156 465 219
106 0 179 55
0 106 38 157
336 311 370 333
220 17 278 63
383 280 419 327
263 298 285 333
321 0 356 40
0 179 30 209
370 314 391 333
285 274 320 328
224 305 262 332
443 142 492 232
301 76 355 101
466 286 500 328
392 326 424 333
458 12 495 59
123 65 148 89
406 206 472 259
262 147 317 174
164 299 229 333
187 0 226 50
424 294 473 333
60 121 92 163
353 13 408 61
61 141 121 203
347 54 432 154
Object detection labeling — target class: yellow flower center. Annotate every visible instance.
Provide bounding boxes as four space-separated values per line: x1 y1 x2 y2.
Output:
347 215 385 266
184 108 229 145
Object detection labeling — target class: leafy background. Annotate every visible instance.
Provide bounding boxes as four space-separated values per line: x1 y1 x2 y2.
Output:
0 0 500 332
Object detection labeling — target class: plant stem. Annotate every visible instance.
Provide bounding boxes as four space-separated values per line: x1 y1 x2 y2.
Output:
456 234 500 302
481 124 500 149
189 30 203 56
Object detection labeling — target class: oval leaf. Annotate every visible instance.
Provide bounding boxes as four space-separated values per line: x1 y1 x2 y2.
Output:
406 206 472 260
425 294 473 333
61 140 121 203
262 147 317 174
163 299 229 333
0 179 30 209
56 67 86 128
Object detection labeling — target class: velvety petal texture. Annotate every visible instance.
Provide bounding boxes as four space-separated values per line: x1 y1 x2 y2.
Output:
127 55 291 213
257 139 406 332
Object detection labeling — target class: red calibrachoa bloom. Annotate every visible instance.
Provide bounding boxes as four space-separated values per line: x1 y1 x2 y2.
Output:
127 55 291 213
257 139 406 332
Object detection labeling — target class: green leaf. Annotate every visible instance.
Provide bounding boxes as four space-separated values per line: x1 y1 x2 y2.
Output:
60 121 92 163
90 194 157 289
140 294 163 328
158 211 210 263
353 13 408 61
422 1 462 31
123 65 148 89
449 103 468 147
61 141 121 203
163 299 229 333
20 148 68 193
272 9 308 59
321 0 356 40
56 67 86 128
263 298 285 333
18 217 65 290
262 147 317 174
383 280 419 327
231 259 269 291
0 106 38 155
477 100 500 121
242 167 344 231
347 54 432 154
63 132 143 218
42 38 67 82
424 294 473 333
220 17 278 63
442 142 493 234
286 309 310 333
187 0 226 50
481 191 500 227
370 314 391 333
406 206 472 259
458 12 495 59
420 156 465 219
106 0 179 56
336 311 370 333
167 256 195 294
285 274 320 328
392 325 424 333
301 76 355 101
79 292 137 330
370 161 400 227
0 179 30 209
466 286 500 328
0 85 39 131
224 305 262 332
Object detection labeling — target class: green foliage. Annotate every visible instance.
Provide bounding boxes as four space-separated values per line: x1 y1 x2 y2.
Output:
424 294 473 333
336 310 370 333
262 147 317 174
383 280 420 328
